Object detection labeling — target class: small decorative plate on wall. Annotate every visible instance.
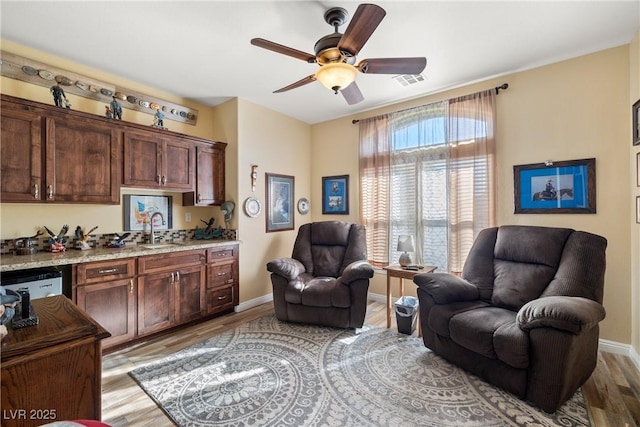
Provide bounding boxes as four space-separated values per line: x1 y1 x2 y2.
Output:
297 198 310 215
244 197 262 218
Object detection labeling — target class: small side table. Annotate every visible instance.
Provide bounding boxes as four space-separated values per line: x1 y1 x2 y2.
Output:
383 265 437 335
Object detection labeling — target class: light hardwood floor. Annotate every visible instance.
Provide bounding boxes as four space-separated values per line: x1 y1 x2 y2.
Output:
102 301 640 427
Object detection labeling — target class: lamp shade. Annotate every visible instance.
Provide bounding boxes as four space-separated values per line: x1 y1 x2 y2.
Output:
397 235 415 253
314 62 358 93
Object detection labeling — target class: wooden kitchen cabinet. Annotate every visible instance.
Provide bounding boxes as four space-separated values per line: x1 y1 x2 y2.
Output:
183 143 226 206
0 105 44 202
76 258 137 348
0 94 121 204
1 296 110 427
206 245 239 315
137 250 206 336
123 128 195 190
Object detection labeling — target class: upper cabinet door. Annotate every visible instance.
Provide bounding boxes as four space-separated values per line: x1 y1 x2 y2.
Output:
183 143 226 206
123 129 194 191
123 129 164 188
164 137 195 190
46 116 122 204
0 107 44 202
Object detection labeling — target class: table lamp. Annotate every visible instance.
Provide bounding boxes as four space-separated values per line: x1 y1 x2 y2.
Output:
397 235 415 267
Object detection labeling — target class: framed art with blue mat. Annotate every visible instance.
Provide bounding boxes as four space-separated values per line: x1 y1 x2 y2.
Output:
322 175 349 215
513 158 596 214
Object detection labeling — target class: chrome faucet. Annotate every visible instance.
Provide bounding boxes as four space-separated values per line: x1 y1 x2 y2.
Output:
149 211 166 245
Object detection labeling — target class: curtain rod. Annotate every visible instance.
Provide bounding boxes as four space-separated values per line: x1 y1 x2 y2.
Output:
351 83 509 124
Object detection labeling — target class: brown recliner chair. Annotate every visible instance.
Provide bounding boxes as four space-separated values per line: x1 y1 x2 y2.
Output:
413 225 607 413
267 221 374 328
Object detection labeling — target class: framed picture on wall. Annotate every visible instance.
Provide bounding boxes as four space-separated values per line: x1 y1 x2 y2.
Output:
513 158 596 214
124 195 173 231
633 99 640 146
266 173 294 232
322 175 349 215
637 152 640 187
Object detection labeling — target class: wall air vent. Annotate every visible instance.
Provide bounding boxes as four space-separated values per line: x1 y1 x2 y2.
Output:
393 74 425 87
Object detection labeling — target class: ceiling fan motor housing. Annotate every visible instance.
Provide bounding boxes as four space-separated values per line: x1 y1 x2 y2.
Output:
315 7 355 65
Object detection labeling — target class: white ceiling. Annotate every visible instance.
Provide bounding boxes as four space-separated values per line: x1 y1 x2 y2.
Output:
1 1 638 124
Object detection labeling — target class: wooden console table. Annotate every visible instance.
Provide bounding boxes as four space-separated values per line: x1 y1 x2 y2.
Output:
1 295 110 427
383 265 437 334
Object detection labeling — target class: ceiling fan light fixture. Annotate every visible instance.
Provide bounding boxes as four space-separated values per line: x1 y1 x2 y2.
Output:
314 62 358 94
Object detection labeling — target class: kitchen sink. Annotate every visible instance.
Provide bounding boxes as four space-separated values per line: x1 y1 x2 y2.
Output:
141 243 185 249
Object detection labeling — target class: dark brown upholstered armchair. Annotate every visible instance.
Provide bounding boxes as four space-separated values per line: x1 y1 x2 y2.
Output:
267 221 374 328
413 225 607 413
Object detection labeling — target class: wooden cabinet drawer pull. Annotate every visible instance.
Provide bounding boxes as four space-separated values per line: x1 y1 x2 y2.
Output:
217 272 226 276
98 268 118 274
217 295 228 300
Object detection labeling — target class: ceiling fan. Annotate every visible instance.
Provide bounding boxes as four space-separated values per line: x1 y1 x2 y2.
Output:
250 3 427 105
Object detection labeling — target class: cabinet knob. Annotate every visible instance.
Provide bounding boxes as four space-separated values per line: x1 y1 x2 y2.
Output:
130 279 134 293
33 183 39 199
217 272 226 276
47 185 54 199
170 272 175 283
157 175 161 185
217 295 228 301
175 271 180 282
161 175 166 185
197 193 201 203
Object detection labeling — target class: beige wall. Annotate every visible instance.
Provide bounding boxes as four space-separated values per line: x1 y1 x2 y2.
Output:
630 31 640 357
311 46 633 345
234 98 311 302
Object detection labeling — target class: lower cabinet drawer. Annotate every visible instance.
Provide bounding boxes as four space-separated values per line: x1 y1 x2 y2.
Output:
207 286 233 314
76 258 135 284
208 264 234 288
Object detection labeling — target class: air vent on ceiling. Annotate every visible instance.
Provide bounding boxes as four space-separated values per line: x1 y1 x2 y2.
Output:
393 74 425 87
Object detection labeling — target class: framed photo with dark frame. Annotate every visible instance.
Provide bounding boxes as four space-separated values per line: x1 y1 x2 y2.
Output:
266 173 294 232
322 175 349 215
124 194 173 231
633 99 640 146
513 158 596 214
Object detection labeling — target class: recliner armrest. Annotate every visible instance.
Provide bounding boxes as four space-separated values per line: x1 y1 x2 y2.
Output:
340 260 374 284
266 258 306 281
413 273 480 304
517 296 606 334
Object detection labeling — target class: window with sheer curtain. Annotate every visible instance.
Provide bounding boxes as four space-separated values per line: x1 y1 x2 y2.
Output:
359 89 496 272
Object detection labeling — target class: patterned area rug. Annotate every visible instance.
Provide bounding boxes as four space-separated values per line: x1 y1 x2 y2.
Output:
129 315 589 427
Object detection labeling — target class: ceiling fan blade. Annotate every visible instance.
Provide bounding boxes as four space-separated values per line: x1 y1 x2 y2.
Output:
341 81 364 105
357 57 427 75
338 4 386 56
251 38 317 63
273 75 317 93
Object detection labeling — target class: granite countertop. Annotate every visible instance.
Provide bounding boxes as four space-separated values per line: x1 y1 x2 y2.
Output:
0 239 241 272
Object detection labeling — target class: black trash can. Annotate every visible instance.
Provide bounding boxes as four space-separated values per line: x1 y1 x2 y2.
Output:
395 296 419 335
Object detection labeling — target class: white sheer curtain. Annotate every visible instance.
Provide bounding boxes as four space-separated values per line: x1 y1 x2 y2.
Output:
359 89 496 272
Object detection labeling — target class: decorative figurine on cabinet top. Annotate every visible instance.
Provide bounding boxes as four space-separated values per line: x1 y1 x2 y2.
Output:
50 84 68 108
110 96 122 120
